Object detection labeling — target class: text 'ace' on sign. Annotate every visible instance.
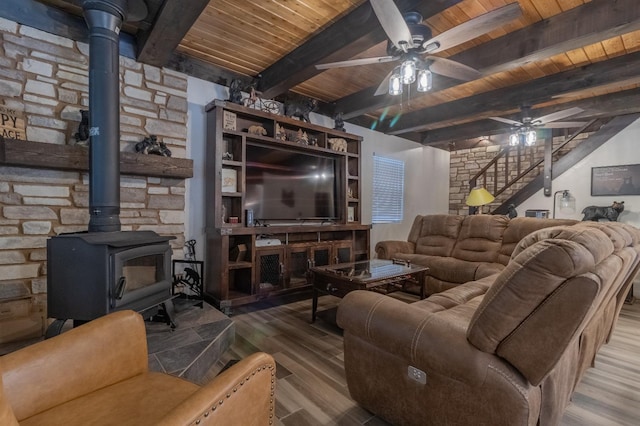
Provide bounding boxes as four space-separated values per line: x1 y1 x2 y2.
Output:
0 105 26 140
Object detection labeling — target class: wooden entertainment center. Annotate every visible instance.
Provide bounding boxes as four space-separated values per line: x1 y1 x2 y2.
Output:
204 100 370 312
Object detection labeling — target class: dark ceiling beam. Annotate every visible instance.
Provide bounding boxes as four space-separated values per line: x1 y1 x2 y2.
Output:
136 0 210 66
256 0 463 99
419 87 640 145
336 0 640 119
0 0 137 58
383 49 640 135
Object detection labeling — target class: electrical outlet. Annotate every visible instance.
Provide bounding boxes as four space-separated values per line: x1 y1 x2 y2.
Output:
408 366 427 385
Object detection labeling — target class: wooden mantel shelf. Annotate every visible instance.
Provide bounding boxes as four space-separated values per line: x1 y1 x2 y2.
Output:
0 137 193 179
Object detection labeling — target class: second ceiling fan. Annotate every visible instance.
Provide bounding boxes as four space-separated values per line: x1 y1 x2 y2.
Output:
489 106 587 146
315 0 522 96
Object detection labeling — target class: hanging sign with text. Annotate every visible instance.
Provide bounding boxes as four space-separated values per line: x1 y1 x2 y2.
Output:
0 105 26 140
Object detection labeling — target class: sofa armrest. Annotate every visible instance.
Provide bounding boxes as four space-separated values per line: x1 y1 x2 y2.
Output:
1 310 148 421
157 352 276 426
337 290 500 387
375 240 415 259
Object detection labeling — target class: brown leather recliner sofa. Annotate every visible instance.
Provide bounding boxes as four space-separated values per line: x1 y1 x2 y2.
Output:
375 214 578 295
0 310 276 425
338 221 640 425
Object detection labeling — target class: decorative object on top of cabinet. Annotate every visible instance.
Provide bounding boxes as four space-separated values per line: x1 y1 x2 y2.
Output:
581 201 625 221
333 112 346 132
283 97 318 123
227 79 243 105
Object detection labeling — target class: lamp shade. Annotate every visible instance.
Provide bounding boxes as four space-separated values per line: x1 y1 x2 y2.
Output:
466 187 495 207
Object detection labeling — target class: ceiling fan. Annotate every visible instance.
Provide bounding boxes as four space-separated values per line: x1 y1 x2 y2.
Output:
488 106 587 146
315 0 522 96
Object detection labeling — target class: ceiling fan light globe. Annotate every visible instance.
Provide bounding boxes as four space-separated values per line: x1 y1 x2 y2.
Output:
525 130 537 146
417 69 432 92
389 73 403 96
509 133 519 146
400 60 416 84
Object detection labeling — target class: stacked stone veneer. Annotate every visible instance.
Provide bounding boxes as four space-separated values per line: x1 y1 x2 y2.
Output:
449 133 587 214
0 18 189 343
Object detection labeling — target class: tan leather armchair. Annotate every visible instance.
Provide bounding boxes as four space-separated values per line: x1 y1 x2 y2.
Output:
0 310 276 425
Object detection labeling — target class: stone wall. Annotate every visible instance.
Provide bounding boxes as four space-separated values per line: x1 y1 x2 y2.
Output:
0 18 189 343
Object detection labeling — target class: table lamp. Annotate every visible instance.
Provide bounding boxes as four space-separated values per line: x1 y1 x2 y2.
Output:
466 187 495 214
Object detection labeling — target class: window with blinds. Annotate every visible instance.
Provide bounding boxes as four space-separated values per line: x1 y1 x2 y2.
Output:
372 155 404 223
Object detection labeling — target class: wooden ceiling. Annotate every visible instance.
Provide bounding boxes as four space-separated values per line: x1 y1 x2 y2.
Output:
9 0 640 149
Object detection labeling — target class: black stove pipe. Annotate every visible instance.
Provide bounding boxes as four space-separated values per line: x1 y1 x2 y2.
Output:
83 0 128 232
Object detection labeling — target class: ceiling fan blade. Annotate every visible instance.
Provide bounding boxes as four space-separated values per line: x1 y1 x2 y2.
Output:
374 70 393 96
428 56 481 81
488 116 523 126
422 3 522 53
315 56 397 70
370 0 414 51
539 121 588 129
533 107 584 125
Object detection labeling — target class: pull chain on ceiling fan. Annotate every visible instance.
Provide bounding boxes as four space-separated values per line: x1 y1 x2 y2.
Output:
315 1 522 97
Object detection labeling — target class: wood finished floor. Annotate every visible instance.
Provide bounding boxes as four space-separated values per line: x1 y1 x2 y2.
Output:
205 293 640 426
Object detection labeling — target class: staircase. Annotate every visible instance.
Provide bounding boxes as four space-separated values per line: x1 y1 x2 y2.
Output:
465 114 640 216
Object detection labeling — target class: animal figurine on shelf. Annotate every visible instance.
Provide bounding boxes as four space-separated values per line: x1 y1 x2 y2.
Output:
247 125 267 136
74 109 90 146
135 135 172 157
581 201 625 221
227 79 243 105
283 97 318 122
328 137 347 152
333 112 346 132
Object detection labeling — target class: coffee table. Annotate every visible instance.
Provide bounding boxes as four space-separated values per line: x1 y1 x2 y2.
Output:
310 259 428 322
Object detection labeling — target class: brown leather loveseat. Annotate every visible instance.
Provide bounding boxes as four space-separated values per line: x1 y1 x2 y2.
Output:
1 310 276 425
375 214 577 295
338 221 639 425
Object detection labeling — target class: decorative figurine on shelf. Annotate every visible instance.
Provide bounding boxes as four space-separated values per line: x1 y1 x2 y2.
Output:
581 201 625 221
309 136 318 146
222 151 233 161
328 137 347 152
333 112 346 132
295 129 309 145
283 97 318 122
227 79 243 105
74 109 90 146
507 203 518 219
275 123 286 141
247 125 267 136
135 135 171 157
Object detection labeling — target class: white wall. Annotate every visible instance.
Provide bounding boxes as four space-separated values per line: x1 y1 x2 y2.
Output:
185 76 451 256
517 117 640 227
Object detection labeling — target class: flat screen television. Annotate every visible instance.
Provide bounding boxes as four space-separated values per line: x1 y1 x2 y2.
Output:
245 143 338 222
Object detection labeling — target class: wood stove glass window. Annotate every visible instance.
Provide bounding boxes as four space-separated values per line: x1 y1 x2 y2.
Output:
122 254 164 291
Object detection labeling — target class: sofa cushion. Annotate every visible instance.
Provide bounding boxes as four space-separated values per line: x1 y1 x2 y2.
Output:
0 372 18 426
414 214 464 256
498 217 578 265
451 215 509 263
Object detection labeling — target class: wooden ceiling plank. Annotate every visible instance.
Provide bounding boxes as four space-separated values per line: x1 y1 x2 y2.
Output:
384 49 640 135
256 0 464 99
136 0 210 66
335 0 640 119
422 87 640 145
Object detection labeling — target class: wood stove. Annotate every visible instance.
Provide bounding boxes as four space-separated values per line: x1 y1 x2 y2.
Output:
47 231 174 322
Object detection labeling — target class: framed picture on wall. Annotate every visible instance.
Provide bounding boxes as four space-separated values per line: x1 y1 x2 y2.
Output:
591 164 640 196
